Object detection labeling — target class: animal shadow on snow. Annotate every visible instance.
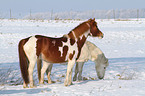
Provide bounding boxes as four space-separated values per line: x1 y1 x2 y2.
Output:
74 79 100 85
0 87 51 95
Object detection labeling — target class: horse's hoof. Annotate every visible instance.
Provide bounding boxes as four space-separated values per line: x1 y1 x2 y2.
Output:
73 78 77 81
48 81 52 84
23 83 28 88
39 82 44 85
23 86 28 88
30 85 36 88
64 82 68 86
78 77 83 81
70 82 73 85
51 81 56 83
64 84 68 87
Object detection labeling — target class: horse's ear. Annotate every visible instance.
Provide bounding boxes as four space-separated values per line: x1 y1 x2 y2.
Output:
88 18 96 25
88 18 94 22
89 18 92 21
89 18 95 22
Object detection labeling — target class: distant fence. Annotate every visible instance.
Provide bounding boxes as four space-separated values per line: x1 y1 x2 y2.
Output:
0 9 145 20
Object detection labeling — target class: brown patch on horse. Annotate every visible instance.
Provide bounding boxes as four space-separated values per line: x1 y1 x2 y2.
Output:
62 45 69 59
35 35 43 57
77 35 87 48
68 32 75 39
35 35 68 63
62 36 68 42
68 22 90 39
76 35 87 59
70 39 75 45
18 37 31 84
69 51 75 60
73 23 90 38
37 58 42 81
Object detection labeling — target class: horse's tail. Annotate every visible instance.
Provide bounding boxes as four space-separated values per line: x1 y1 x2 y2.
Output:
18 38 29 84
37 59 42 82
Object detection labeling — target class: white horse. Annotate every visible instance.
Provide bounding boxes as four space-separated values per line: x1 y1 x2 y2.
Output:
37 41 109 84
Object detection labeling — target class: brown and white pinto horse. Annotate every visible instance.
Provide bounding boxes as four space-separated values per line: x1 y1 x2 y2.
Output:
18 18 103 88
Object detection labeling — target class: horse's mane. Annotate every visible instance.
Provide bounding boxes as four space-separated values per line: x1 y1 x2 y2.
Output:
68 21 90 39
71 22 87 31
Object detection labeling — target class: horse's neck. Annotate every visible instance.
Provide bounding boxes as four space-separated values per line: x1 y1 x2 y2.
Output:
87 41 103 54
68 22 90 39
67 22 90 48
86 41 104 61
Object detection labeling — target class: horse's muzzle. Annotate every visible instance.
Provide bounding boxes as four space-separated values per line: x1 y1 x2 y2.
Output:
99 34 104 39
98 76 104 79
101 35 104 38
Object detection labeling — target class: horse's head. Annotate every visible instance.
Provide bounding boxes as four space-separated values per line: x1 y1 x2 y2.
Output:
87 18 103 39
94 55 109 79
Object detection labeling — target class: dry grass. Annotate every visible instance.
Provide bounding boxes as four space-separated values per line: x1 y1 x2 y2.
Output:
116 68 136 80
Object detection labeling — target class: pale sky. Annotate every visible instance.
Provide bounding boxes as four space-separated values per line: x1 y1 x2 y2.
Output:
0 0 145 18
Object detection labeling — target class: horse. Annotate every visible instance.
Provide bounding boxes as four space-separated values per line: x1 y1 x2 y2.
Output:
73 41 109 81
37 41 109 84
18 18 104 88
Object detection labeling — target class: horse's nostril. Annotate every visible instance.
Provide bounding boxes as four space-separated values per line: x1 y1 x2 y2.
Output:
101 34 104 38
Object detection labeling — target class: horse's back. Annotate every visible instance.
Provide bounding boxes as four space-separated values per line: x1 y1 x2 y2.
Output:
86 41 103 61
76 42 90 62
35 35 69 63
76 41 102 62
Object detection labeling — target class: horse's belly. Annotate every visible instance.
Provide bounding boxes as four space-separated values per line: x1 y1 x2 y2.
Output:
40 43 69 63
41 53 67 63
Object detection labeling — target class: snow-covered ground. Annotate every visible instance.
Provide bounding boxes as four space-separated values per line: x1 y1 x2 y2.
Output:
0 19 145 96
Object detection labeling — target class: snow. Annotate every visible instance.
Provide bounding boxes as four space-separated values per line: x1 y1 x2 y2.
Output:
0 19 145 96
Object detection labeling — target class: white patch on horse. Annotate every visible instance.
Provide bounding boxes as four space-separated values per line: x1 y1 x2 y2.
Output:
59 45 63 57
58 38 78 61
86 23 90 27
23 36 37 58
79 29 90 40
52 40 56 46
23 36 37 87
59 30 90 61
72 31 77 39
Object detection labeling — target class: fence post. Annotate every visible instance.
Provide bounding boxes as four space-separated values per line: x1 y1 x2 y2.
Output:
30 9 32 20
113 9 115 20
137 9 139 21
10 9 12 19
51 9 53 20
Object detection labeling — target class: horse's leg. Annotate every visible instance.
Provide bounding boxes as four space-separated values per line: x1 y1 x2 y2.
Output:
64 59 75 86
23 81 28 88
78 62 85 81
37 58 42 82
46 64 53 84
39 60 49 84
28 58 37 88
73 62 79 81
68 70 73 85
